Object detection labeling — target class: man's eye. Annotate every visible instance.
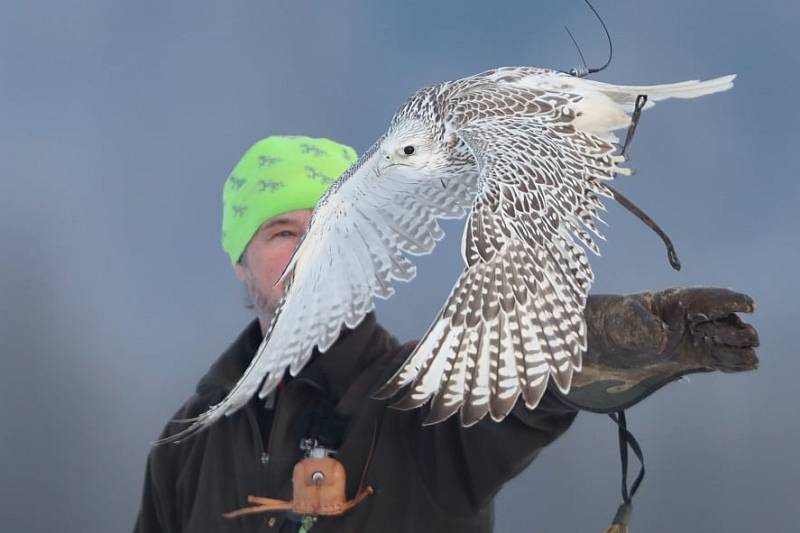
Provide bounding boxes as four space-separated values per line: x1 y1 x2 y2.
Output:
274 230 295 239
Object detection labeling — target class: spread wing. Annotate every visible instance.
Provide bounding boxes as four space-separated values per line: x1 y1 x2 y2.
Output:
158 66 733 441
375 115 624 426
157 140 478 444
375 66 733 426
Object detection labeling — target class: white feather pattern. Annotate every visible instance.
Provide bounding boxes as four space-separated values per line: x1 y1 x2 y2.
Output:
157 66 734 443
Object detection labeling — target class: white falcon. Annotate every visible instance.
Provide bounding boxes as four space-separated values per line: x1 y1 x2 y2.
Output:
160 67 734 443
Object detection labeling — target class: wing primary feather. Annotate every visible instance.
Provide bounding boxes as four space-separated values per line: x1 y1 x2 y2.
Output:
423 324 473 425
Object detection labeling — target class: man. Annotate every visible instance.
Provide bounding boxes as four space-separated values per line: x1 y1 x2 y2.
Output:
134 136 759 532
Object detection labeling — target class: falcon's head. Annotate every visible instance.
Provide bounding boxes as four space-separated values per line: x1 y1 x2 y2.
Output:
378 118 449 176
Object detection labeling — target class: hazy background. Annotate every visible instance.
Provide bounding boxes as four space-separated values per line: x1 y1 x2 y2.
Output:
1 1 797 531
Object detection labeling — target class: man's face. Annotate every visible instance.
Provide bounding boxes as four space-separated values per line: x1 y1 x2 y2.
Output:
235 209 313 331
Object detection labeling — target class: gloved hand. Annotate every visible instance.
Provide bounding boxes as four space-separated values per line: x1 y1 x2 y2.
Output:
563 287 759 412
586 287 759 371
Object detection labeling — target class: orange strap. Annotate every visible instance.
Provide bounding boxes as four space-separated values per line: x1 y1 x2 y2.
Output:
224 487 374 519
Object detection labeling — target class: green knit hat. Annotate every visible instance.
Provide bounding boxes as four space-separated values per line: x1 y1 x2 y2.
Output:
222 136 358 265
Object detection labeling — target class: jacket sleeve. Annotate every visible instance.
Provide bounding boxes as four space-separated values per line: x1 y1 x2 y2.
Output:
396 333 578 514
410 391 577 514
133 395 211 533
460 391 578 508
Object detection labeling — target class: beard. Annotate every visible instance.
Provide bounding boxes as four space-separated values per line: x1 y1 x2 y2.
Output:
243 277 280 328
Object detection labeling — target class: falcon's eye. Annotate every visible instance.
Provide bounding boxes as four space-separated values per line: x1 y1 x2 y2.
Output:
403 145 415 155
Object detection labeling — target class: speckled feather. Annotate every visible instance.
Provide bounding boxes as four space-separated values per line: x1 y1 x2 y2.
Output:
156 66 734 443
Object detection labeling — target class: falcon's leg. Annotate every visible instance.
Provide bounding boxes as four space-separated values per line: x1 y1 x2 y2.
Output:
620 94 648 158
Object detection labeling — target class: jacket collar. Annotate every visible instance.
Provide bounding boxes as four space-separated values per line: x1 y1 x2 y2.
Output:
197 313 391 403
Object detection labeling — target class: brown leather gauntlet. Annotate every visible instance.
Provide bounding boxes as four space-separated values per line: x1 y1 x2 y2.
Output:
562 288 759 412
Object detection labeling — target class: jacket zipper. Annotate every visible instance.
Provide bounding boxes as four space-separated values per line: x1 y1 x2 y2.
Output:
243 404 269 496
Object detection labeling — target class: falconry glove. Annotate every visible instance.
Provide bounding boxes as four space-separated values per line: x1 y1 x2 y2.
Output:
554 287 759 532
562 287 759 412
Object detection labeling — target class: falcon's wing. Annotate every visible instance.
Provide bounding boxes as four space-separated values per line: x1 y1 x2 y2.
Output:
157 140 478 444
375 67 734 426
375 116 625 426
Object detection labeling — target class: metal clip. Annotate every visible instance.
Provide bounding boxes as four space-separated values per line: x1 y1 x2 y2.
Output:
299 438 336 459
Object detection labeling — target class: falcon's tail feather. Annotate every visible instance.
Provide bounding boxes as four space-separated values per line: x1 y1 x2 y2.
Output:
584 74 736 112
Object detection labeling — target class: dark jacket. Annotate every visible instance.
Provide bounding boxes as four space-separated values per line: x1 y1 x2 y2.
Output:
134 314 577 532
